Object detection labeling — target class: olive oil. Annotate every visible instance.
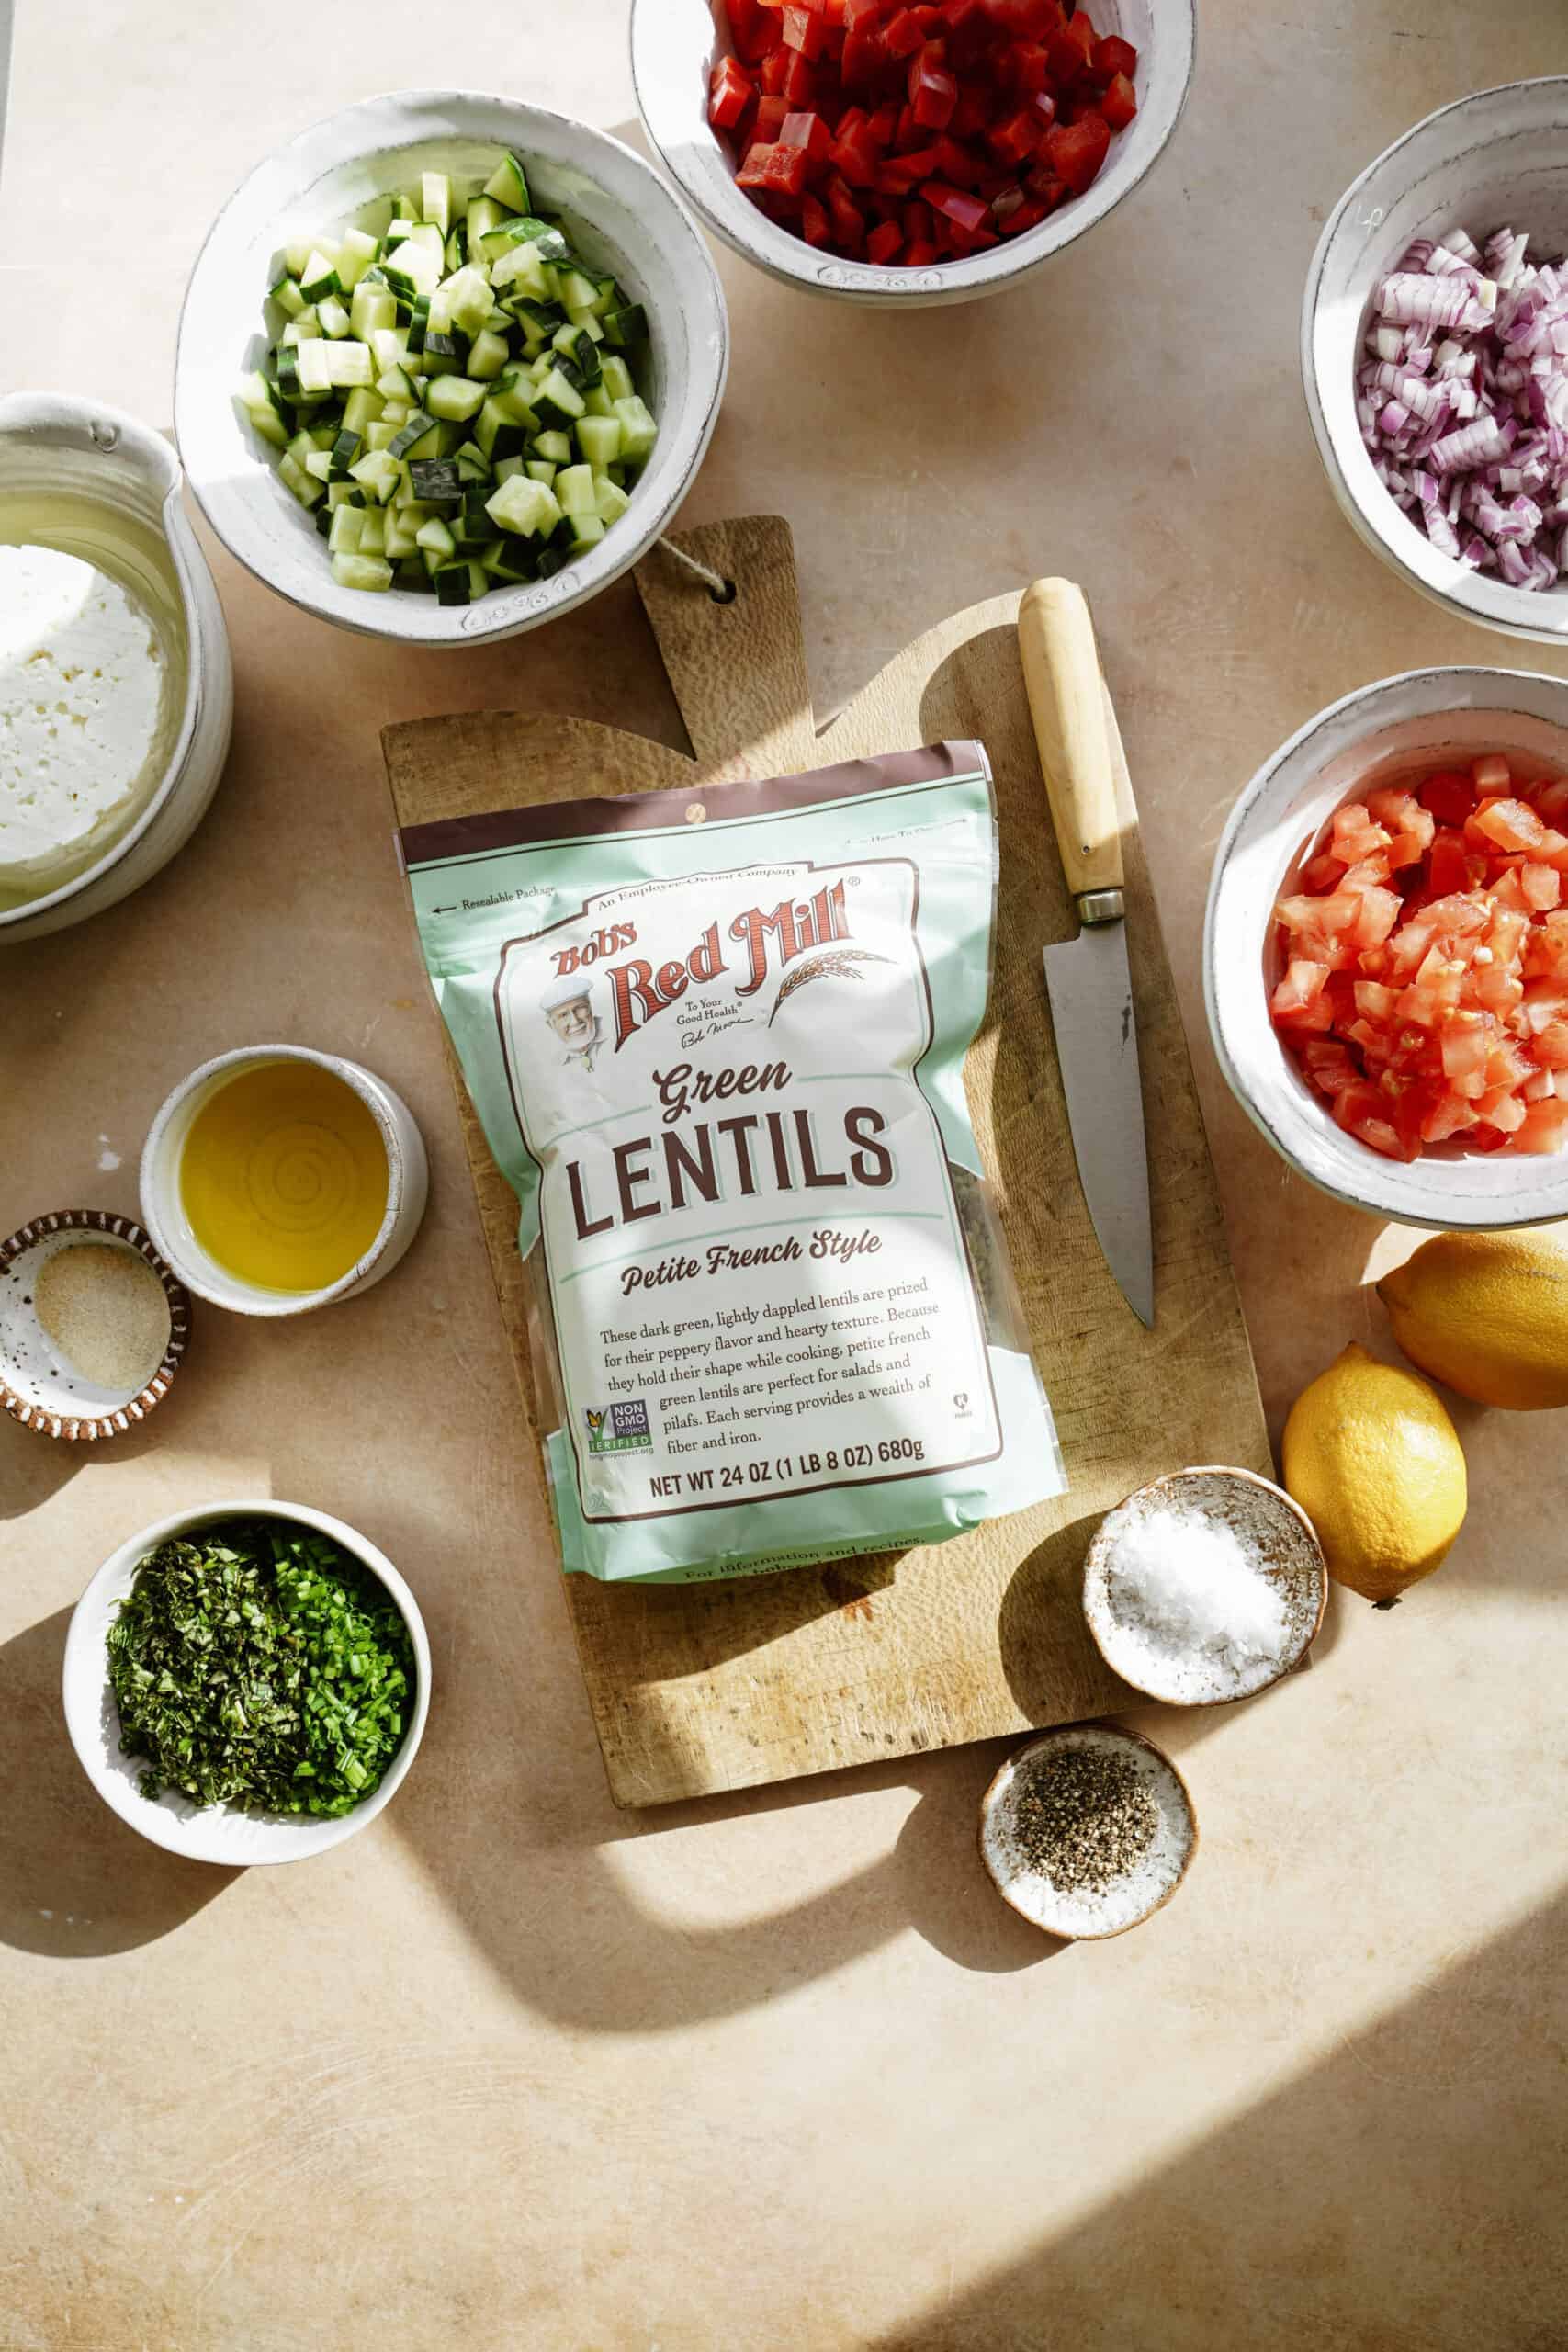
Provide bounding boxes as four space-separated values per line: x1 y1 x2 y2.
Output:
180 1060 389 1294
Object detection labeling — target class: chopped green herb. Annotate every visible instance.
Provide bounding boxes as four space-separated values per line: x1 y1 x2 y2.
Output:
105 1519 415 1819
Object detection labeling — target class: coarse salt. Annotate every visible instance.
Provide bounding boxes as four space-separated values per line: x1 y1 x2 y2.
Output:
1104 1502 1292 1690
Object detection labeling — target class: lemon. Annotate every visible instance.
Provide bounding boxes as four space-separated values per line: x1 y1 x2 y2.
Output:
1281 1342 1467 1604
1377 1224 1568 1411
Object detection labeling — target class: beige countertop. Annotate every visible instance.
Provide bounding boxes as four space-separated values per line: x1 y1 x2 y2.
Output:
4 5 1567 2346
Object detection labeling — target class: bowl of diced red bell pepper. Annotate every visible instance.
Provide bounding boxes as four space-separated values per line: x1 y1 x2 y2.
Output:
631 0 1193 306
1205 665 1568 1231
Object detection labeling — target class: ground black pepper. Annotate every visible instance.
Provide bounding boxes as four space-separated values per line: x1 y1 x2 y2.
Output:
1010 1744 1158 1893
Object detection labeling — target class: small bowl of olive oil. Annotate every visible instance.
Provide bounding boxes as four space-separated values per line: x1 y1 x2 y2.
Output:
140 1045 428 1316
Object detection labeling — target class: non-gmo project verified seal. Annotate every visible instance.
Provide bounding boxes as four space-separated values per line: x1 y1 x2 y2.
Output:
584 1399 653 1454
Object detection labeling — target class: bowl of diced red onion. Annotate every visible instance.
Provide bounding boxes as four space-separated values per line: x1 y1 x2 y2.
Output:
631 0 1193 308
1205 666 1568 1230
1304 78 1568 642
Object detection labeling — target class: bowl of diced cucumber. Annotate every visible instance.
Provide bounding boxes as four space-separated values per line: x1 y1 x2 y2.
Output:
175 91 729 641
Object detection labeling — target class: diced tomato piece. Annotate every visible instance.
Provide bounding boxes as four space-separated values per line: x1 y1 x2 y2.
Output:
1473 753 1513 797
1517 1099 1568 1152
1440 1017 1495 1080
1425 831 1476 899
1334 1081 1419 1161
1042 112 1111 194
1100 72 1137 131
1271 959 1331 1018
1520 862 1562 911
1419 770 1475 826
1093 33 1138 78
1535 778 1568 828
1473 797 1549 854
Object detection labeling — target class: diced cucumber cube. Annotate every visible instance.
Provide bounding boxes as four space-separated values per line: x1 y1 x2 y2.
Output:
370 326 412 372
425 374 488 422
600 355 635 402
525 459 556 487
434 561 474 605
332 551 394 592
318 296 352 339
349 448 401 503
489 239 549 299
468 329 509 380
352 283 399 340
358 505 388 554
534 366 586 427
601 303 648 347
485 474 562 537
531 429 573 466
303 449 333 482
490 373 539 428
467 195 505 250
300 249 342 303
568 512 606 554
483 152 530 212
575 413 621 468
283 237 315 277
237 373 289 447
558 269 602 315
270 276 306 319
555 463 596 517
341 386 383 436
338 227 379 291
434 265 493 339
415 515 457 559
328 504 365 554
298 338 374 394
421 172 452 235
277 450 325 508
385 236 442 296
613 396 658 463
594 476 631 526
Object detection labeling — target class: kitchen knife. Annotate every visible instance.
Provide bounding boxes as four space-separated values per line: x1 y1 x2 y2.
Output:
1018 578 1155 1329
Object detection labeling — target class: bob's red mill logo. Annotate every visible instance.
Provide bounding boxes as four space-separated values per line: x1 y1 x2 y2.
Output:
548 879 852 1050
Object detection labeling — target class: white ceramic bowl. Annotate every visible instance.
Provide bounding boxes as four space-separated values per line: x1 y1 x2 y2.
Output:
1303 77 1568 644
632 0 1193 309
1206 665 1568 1228
63 1498 431 1866
175 90 728 644
0 394 233 944
140 1044 429 1316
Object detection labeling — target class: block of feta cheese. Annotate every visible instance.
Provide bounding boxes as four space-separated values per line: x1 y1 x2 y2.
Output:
0 543 173 897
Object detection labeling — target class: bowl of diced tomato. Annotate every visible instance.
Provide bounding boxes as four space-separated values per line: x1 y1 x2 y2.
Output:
1205 666 1568 1229
631 0 1193 307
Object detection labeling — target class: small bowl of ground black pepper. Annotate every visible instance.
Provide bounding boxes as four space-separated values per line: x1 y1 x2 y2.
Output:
62 1499 431 1865
979 1724 1198 1940
0 1208 190 1441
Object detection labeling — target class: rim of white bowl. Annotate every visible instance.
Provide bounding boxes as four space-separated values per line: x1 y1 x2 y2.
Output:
62 1498 432 1866
140 1044 415 1316
1204 662 1568 1227
1303 76 1568 646
0 393 215 931
174 89 728 643
630 0 1195 308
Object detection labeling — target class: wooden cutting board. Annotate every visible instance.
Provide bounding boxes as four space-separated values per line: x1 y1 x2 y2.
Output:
382 515 1269 1808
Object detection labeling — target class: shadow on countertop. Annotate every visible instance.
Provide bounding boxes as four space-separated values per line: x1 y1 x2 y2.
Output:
0 1608 236 1956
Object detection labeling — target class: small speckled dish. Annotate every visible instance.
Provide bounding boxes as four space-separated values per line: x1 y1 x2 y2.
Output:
1084 1466 1327 1707
980 1724 1197 1941
0 1210 190 1441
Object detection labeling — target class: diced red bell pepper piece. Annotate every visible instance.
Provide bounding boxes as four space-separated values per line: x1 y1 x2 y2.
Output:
782 46 817 102
781 107 835 164
908 42 959 129
823 168 867 244
998 195 1049 235
867 220 904 262
782 4 827 56
760 44 790 94
931 132 982 187
800 189 831 243
1100 72 1136 131
920 177 990 235
841 0 886 83
883 6 928 56
1043 110 1109 193
868 101 899 142
1093 34 1138 80
1006 40 1051 92
709 55 756 132
905 238 939 263
1045 15 1096 83
830 118 882 185
737 141 810 199
987 105 1041 166
949 84 989 138
755 93 791 137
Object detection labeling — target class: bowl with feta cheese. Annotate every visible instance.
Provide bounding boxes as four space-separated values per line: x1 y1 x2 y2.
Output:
175 91 728 644
0 395 233 944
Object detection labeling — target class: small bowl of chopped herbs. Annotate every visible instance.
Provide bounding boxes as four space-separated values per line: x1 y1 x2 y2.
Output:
63 1502 430 1865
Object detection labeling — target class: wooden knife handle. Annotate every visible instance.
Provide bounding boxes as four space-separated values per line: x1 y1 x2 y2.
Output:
1018 577 1123 908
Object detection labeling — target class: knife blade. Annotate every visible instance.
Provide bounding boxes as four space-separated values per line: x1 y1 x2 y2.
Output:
1018 578 1155 1329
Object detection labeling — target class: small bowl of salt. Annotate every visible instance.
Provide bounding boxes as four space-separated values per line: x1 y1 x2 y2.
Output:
1084 1465 1327 1707
0 1209 190 1441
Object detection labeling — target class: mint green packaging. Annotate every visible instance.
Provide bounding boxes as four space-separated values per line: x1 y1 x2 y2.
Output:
400 741 1066 1584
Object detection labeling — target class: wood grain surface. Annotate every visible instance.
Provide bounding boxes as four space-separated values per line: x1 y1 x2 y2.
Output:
383 515 1269 1807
